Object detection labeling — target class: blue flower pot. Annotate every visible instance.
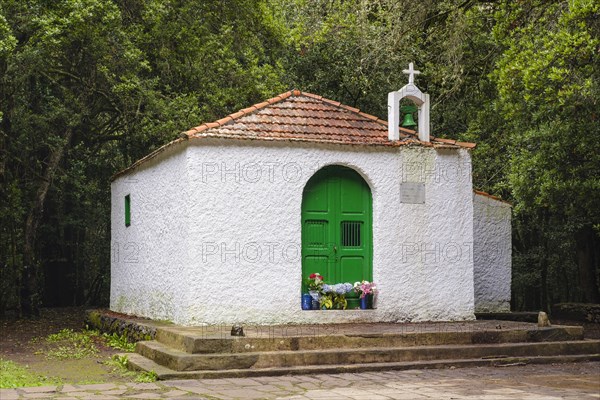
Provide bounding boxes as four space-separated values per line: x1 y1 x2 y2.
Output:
302 294 312 310
360 294 374 309
359 296 369 310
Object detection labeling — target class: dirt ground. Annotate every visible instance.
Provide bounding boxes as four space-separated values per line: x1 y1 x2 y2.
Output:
0 307 130 384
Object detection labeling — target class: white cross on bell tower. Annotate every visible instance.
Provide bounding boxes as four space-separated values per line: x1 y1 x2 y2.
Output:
402 62 420 85
388 62 430 142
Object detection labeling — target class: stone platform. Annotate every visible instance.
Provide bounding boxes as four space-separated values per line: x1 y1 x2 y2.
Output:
86 310 600 380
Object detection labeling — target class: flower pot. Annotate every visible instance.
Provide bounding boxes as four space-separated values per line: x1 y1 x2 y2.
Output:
360 294 373 309
301 294 312 310
308 290 320 310
359 296 369 310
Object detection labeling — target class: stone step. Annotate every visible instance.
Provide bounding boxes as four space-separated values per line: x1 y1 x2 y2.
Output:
136 339 600 372
125 351 600 380
476 312 539 322
154 325 584 354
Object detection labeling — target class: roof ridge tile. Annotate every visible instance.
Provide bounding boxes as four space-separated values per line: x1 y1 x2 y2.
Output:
339 104 360 114
474 189 512 205
456 141 477 149
321 98 341 107
301 92 323 101
215 116 233 126
360 112 379 122
228 111 246 120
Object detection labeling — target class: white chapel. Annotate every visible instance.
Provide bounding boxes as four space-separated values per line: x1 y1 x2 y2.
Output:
110 65 512 326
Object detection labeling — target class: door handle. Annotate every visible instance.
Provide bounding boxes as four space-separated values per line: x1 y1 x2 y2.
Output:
333 245 337 253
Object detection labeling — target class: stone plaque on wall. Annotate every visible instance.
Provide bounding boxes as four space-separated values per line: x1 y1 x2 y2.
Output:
400 182 425 204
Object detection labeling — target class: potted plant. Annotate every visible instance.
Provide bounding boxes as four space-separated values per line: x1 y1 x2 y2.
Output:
305 273 324 310
333 283 354 309
320 283 353 310
319 284 333 310
354 280 376 309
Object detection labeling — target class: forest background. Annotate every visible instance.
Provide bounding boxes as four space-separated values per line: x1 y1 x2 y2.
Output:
1 0 598 316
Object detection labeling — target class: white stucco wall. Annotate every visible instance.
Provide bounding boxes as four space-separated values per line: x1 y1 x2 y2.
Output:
473 193 512 312
111 147 191 322
111 139 476 325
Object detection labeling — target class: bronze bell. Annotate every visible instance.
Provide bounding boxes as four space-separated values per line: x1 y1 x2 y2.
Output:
402 113 417 129
401 105 417 129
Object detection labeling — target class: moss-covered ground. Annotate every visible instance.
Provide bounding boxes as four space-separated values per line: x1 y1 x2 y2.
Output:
0 308 154 388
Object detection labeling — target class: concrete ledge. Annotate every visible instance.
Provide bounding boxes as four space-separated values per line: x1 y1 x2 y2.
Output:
88 309 584 351
124 351 600 380
155 325 583 354
135 339 600 372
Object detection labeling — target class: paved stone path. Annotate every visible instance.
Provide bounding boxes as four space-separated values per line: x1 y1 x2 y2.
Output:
2 362 599 400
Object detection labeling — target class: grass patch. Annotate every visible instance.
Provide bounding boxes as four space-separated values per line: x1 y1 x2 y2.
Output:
135 370 158 383
0 359 61 388
104 355 158 383
103 333 136 352
41 329 100 360
36 329 136 359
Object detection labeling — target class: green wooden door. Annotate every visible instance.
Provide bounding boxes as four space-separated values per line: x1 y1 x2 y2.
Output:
301 165 372 308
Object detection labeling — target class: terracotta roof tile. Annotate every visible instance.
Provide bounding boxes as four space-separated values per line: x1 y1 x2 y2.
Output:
228 111 246 120
434 138 457 145
186 90 476 150
456 141 477 149
204 122 220 129
112 90 477 180
474 190 512 206
186 90 426 147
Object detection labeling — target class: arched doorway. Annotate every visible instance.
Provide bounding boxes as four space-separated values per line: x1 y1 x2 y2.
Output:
301 165 373 309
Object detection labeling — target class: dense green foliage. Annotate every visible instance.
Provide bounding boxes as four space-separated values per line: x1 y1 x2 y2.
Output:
1 0 285 314
1 0 598 315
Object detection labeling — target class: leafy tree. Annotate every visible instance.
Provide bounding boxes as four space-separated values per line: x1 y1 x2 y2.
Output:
1 0 597 317
0 0 286 316
492 0 600 306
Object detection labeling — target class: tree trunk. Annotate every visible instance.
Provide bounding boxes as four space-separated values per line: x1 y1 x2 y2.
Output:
21 128 73 317
540 210 549 312
540 253 548 311
576 226 600 304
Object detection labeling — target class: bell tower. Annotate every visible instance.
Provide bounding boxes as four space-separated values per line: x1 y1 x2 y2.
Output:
388 63 430 142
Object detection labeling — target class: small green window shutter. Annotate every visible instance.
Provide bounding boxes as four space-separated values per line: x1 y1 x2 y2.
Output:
125 195 131 227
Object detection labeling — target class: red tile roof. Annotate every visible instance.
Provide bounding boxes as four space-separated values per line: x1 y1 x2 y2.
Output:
184 90 476 149
474 190 512 206
112 90 476 180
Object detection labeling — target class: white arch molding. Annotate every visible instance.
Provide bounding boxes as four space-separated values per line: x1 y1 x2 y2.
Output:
388 63 430 143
